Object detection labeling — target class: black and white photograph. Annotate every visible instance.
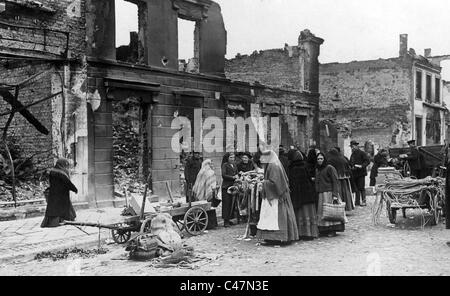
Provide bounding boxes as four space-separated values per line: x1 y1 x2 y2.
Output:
1 0 450 280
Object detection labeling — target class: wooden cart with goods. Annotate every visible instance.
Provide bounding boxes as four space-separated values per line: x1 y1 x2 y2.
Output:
372 176 446 226
63 180 210 244
389 144 448 178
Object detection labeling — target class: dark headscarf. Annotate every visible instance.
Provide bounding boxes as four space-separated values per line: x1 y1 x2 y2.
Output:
222 153 233 166
307 148 317 166
53 158 70 178
287 149 304 162
316 152 328 170
326 148 349 177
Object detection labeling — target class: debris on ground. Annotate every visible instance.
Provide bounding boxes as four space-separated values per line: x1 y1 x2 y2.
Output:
34 247 109 261
126 213 184 261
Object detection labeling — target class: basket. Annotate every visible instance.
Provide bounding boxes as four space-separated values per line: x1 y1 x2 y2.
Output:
322 199 346 223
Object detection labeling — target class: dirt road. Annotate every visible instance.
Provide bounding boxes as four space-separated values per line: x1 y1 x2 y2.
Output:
1 196 450 276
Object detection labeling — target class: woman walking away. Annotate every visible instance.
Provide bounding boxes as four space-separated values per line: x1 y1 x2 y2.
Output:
221 153 239 227
287 149 319 240
257 146 299 245
192 159 217 202
327 148 355 213
315 153 345 237
41 158 78 228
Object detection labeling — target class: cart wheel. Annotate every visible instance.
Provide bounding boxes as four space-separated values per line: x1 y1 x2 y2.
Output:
111 229 132 244
386 201 397 224
139 218 152 234
184 207 208 236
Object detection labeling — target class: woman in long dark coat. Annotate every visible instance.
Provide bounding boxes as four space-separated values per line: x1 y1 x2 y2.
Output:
315 153 346 237
287 149 319 240
41 158 78 227
327 148 355 212
370 149 390 186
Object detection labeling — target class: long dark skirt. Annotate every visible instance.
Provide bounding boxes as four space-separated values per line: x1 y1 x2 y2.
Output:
257 193 299 242
221 188 234 222
317 192 345 234
295 203 319 239
41 205 76 228
339 178 354 212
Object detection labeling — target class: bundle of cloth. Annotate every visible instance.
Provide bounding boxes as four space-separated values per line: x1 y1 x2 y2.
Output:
126 213 183 261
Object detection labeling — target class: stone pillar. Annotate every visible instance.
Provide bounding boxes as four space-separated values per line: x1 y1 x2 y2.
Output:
198 2 227 76
298 29 324 94
140 0 178 69
85 0 116 60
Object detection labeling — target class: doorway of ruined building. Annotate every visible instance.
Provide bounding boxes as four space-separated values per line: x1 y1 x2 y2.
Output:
280 115 308 153
319 120 338 153
174 91 204 199
102 83 157 203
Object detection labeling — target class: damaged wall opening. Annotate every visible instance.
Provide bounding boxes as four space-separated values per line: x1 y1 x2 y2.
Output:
112 98 149 195
115 0 139 63
178 19 199 73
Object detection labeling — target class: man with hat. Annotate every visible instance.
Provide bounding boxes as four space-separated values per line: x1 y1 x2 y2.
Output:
237 152 254 173
400 139 423 179
349 140 370 206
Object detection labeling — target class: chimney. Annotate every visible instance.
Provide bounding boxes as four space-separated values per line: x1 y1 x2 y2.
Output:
399 34 408 57
424 48 432 58
298 29 324 93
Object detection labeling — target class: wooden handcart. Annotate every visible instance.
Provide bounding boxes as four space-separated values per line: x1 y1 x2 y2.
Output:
63 180 210 244
374 175 445 226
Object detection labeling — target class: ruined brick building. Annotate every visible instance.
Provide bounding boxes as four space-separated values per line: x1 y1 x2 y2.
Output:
0 0 322 207
226 33 450 158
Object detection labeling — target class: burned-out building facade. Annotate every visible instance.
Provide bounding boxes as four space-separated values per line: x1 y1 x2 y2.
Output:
226 33 450 157
0 0 322 207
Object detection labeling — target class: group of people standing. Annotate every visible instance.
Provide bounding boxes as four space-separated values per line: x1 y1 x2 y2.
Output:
214 141 375 246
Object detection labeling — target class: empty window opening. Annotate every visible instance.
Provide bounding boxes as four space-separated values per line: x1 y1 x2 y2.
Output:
178 19 199 73
435 78 441 104
416 71 422 100
426 74 432 103
115 0 139 63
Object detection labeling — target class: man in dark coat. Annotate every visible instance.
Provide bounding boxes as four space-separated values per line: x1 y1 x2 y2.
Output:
350 140 370 206
185 151 202 202
401 140 423 179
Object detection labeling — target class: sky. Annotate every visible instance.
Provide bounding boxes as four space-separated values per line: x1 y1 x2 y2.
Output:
115 0 450 79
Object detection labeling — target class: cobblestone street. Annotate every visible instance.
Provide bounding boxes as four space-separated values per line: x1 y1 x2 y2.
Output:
1 195 449 276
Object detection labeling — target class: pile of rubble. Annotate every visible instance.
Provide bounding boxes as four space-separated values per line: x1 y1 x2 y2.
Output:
0 180 48 203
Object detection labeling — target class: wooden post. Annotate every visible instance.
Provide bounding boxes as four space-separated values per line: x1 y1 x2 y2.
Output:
140 174 152 220
165 181 174 203
446 160 450 229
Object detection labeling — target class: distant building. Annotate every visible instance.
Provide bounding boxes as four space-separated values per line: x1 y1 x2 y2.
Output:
226 33 450 157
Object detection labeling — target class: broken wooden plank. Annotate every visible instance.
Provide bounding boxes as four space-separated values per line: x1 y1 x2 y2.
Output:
0 89 49 135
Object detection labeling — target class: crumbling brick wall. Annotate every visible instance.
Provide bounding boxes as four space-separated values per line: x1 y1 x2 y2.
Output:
0 0 87 172
225 48 301 91
0 62 54 171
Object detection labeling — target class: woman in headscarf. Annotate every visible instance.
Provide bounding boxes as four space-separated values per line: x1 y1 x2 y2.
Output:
315 153 346 237
41 158 78 228
287 149 319 240
192 159 217 202
221 152 239 227
326 148 355 213
256 146 299 244
306 148 319 209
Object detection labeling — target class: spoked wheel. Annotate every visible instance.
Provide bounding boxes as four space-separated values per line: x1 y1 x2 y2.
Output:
184 207 208 236
139 218 152 234
111 229 132 244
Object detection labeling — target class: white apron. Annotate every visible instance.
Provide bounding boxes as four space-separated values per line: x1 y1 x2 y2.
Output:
257 198 279 231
